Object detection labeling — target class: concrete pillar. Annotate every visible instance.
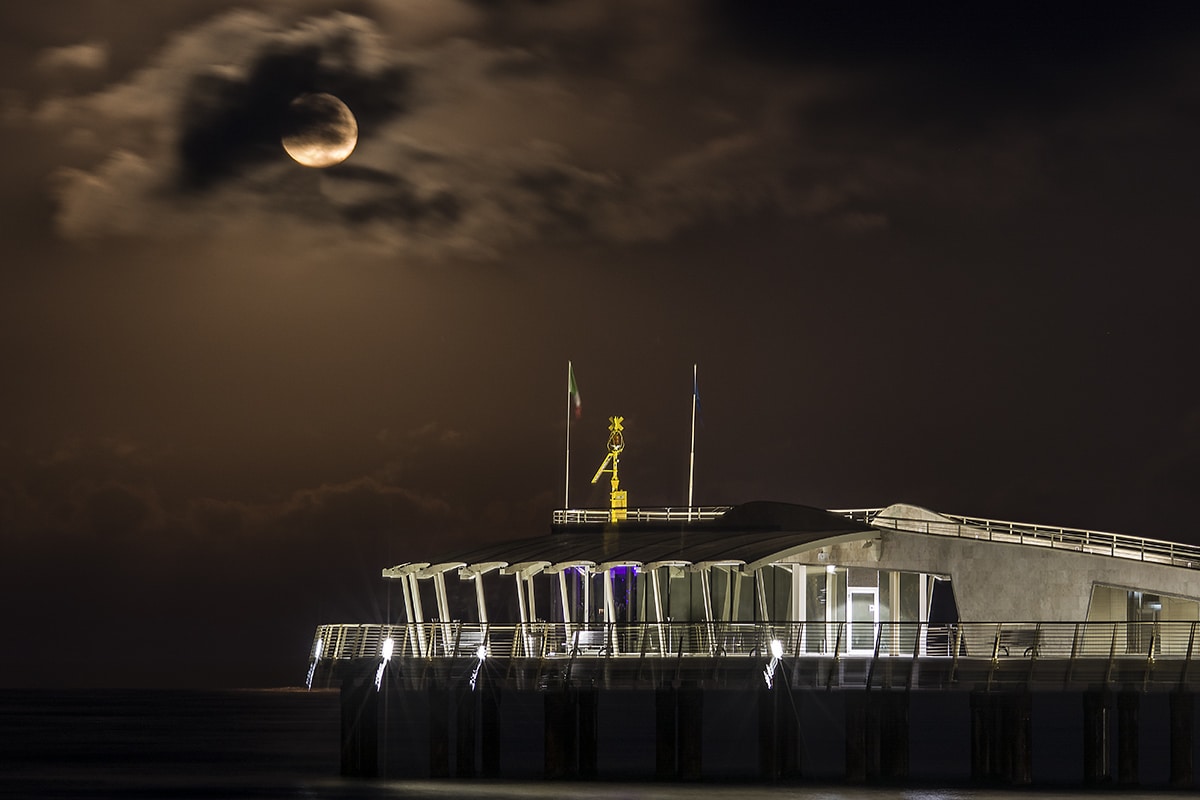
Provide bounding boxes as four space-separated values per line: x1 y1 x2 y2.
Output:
846 692 868 782
455 689 477 778
578 688 598 779
969 692 991 782
994 694 1010 782
1083 690 1111 785
1170 690 1194 788
879 692 909 781
1118 690 1139 787
865 693 881 780
969 691 1031 783
655 688 676 779
480 684 501 778
339 666 379 778
1003 692 1032 786
758 686 779 781
780 685 800 779
428 686 450 778
544 690 577 778
678 687 703 780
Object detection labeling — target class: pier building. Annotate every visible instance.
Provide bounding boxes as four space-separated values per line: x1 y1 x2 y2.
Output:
310 500 1200 785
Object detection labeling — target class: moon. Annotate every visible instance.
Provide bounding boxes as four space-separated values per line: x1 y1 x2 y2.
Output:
281 93 358 168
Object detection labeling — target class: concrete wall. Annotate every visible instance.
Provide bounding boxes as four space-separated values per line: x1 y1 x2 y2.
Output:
787 524 1200 623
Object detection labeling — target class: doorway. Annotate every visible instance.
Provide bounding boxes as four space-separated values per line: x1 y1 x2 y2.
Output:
848 587 879 654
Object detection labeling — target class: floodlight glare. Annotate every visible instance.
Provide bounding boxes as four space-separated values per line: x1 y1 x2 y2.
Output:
476 644 488 660
770 639 784 659
381 637 395 661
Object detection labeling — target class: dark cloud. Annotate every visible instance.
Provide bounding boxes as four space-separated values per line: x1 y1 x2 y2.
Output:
178 40 411 188
27 5 890 258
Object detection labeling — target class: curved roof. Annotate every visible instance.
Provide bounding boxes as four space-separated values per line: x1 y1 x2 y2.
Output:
385 502 878 579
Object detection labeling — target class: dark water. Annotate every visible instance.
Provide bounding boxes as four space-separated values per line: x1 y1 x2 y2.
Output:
0 689 1194 799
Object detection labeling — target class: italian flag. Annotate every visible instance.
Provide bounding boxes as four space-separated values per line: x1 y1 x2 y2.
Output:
569 363 582 420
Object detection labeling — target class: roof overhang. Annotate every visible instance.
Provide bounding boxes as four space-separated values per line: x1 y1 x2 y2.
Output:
382 562 430 579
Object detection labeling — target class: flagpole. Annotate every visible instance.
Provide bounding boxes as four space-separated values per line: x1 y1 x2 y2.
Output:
688 363 697 519
565 360 572 509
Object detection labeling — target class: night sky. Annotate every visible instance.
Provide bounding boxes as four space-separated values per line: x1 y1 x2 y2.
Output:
2 2 1199 688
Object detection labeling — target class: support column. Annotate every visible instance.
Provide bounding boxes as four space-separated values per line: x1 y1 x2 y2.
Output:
1083 690 1111 785
455 689 477 778
779 684 800 778
1171 690 1194 788
428 686 450 778
969 691 992 782
543 690 578 778
340 664 379 778
480 683 501 778
656 688 677 779
1118 690 1139 787
578 688 598 779
865 693 881 780
1003 692 1032 786
678 687 703 780
880 692 909 781
758 685 779 781
759 682 801 779
846 692 868 782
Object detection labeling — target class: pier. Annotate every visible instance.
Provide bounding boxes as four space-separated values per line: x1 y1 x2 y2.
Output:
309 500 1200 785
312 619 1200 785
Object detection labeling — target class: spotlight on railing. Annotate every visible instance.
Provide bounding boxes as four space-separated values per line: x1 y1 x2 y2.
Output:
375 637 396 692
305 636 324 690
470 644 488 690
763 638 784 688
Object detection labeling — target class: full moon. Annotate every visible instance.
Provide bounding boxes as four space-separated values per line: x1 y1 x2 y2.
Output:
281 93 358 168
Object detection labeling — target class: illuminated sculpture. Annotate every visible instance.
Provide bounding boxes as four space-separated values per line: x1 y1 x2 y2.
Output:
590 416 627 522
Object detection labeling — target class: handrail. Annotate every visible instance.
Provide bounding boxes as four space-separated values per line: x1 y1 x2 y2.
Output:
310 620 1198 666
553 506 733 525
833 508 1200 571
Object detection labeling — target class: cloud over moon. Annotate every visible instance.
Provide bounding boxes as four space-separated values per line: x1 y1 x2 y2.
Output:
33 5 883 259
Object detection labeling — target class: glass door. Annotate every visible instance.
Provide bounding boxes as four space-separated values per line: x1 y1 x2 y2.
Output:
848 588 879 654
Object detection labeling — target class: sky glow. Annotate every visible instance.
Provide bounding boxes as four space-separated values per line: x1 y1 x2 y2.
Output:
1 2 1199 689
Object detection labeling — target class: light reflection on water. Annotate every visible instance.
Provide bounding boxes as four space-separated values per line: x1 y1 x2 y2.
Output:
292 784 1197 800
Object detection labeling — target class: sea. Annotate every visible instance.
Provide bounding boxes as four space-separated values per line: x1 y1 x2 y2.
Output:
0 688 1194 799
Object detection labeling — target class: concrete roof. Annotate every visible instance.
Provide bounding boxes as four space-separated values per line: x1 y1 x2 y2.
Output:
384 502 878 578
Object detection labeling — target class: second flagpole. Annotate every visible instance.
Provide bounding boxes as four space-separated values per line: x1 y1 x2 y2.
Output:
565 361 573 509
688 363 697 519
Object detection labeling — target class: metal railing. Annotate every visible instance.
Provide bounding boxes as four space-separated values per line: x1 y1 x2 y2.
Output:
835 508 1200 570
552 506 733 525
311 620 1198 663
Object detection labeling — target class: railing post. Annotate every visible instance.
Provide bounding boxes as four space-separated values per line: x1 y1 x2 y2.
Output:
866 622 883 689
950 625 962 684
1175 621 1199 691
1106 623 1119 685
1067 623 1081 686
908 623 922 691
